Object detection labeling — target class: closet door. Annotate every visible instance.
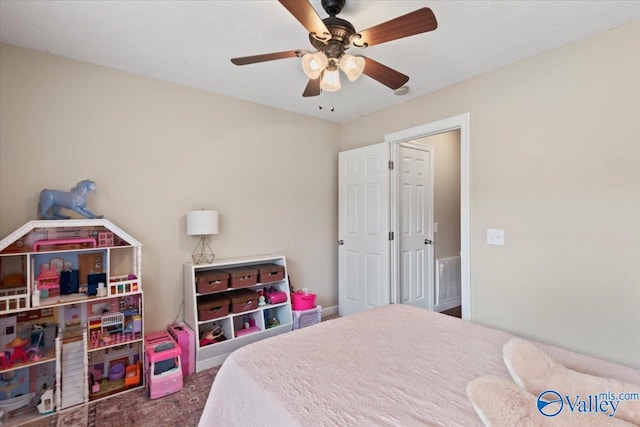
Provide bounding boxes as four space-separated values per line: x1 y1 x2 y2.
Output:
338 143 390 316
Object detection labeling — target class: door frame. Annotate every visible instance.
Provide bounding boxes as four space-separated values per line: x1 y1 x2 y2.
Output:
386 113 471 320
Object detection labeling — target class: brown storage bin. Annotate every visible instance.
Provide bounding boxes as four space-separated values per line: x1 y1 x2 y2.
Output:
255 263 285 284
198 294 230 321
196 270 229 294
222 267 258 288
229 289 258 313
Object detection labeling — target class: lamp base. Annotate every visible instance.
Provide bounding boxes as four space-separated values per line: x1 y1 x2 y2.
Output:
192 236 216 265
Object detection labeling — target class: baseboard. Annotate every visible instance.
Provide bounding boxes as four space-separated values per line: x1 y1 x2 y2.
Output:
321 305 338 319
434 298 461 313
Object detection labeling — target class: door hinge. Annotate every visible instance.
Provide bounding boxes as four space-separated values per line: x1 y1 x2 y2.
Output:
388 160 394 170
389 231 394 241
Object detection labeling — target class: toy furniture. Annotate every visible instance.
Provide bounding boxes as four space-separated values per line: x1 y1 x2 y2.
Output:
24 330 44 361
101 312 124 335
97 232 114 248
108 362 125 381
33 237 96 251
125 362 141 388
132 314 142 333
0 392 35 413
90 372 100 393
89 316 102 347
6 336 28 364
144 331 183 399
37 389 55 415
36 264 60 298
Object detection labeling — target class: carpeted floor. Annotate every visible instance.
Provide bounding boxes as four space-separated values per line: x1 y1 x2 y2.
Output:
18 366 218 427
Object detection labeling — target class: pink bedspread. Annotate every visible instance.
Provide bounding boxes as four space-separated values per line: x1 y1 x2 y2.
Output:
199 304 639 426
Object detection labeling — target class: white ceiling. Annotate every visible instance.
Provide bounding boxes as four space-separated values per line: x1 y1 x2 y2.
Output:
1 1 639 123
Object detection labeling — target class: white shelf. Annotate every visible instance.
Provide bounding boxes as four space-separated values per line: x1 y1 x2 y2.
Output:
184 255 293 371
196 301 290 325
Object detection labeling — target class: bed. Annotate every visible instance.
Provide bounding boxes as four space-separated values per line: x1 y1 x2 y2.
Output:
199 304 639 426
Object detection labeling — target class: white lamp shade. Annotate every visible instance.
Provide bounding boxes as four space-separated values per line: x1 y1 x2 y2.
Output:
339 54 365 81
187 210 219 235
320 68 341 92
301 52 328 79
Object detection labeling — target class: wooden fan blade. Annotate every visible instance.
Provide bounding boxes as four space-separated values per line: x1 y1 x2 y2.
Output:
362 56 409 90
353 8 437 48
279 0 330 40
231 50 299 66
302 77 321 97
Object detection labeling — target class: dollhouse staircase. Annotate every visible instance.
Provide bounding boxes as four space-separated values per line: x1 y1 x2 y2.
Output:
56 331 88 409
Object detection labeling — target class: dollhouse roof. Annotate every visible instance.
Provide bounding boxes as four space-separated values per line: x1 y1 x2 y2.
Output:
0 219 141 253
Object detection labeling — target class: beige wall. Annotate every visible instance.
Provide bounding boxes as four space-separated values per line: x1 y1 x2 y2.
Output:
340 22 640 368
421 131 461 261
0 43 340 333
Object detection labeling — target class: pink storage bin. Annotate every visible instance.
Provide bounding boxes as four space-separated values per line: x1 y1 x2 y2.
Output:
235 326 260 337
292 291 316 311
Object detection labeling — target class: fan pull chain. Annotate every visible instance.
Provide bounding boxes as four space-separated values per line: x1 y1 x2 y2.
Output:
318 96 336 112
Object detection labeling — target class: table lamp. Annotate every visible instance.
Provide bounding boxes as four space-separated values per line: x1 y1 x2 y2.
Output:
187 210 218 264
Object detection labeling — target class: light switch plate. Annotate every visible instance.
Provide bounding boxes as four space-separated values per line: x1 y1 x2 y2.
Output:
487 229 504 245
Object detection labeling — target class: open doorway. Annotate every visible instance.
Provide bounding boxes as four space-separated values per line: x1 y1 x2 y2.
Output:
397 132 461 316
387 113 471 320
337 113 470 320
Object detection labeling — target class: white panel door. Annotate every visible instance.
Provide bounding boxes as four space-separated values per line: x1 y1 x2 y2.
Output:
338 143 390 316
398 143 434 310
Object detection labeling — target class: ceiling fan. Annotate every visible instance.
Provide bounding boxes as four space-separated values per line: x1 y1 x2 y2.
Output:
231 0 438 97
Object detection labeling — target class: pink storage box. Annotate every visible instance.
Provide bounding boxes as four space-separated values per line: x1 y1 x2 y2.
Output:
265 289 287 304
235 326 260 337
292 291 316 310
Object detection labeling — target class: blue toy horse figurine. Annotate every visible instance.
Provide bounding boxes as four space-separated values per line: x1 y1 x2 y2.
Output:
38 180 103 220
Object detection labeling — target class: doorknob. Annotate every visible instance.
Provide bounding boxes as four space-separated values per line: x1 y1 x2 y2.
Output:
337 240 344 245
424 239 433 245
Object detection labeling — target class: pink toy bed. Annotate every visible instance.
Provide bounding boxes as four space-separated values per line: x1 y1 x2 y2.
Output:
199 304 639 426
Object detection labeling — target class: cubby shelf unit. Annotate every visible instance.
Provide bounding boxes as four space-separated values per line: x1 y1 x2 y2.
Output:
183 254 293 371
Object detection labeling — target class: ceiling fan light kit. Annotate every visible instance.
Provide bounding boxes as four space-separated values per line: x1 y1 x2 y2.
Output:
231 0 437 97
320 64 341 92
339 54 365 81
301 51 328 79
302 51 364 86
